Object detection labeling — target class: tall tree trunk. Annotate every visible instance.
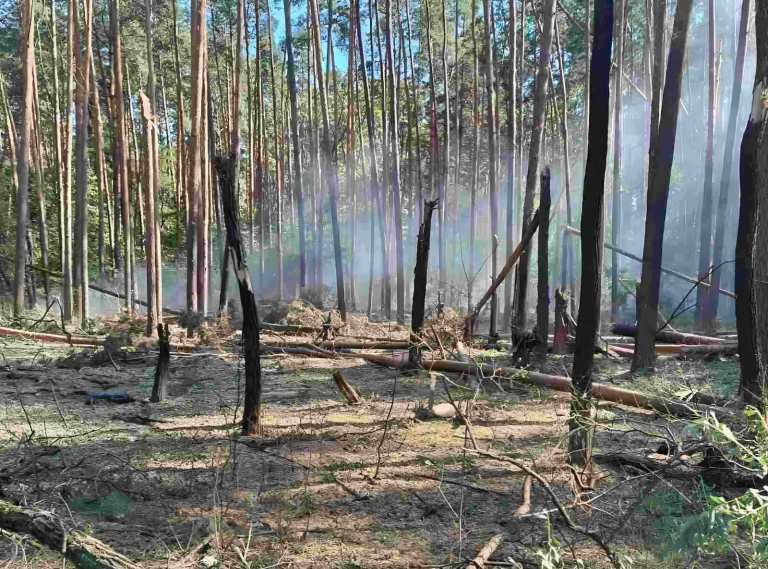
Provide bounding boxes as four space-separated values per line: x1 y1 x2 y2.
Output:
112 0 132 314
695 0 717 331
172 0 186 239
515 0 555 329
283 0 307 292
384 0 404 324
187 0 208 326
536 167 551 354
709 0 751 330
438 0 450 292
73 0 93 326
14 0 35 316
468 0 479 312
736 0 767 408
266 0 284 299
632 0 693 371
482 0 499 338
569 0 613 468
610 0 625 322
308 0 347 320
503 0 517 324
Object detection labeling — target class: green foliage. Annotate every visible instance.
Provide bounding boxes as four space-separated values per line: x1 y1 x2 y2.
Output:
644 410 768 566
69 490 133 519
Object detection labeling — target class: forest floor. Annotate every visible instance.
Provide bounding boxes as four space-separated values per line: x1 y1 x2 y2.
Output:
0 305 744 568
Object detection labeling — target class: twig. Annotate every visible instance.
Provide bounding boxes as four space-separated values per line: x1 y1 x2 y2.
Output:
469 449 622 568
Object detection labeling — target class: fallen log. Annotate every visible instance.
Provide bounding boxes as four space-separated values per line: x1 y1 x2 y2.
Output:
0 499 141 569
420 359 734 419
260 322 343 335
466 533 504 568
564 226 736 299
466 209 540 335
261 339 410 350
611 323 727 345
606 343 738 358
0 326 104 346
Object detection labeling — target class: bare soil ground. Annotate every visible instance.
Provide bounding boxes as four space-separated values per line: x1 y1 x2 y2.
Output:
0 312 742 568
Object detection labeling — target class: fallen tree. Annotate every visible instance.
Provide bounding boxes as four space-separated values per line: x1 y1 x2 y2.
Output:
0 326 104 346
564 226 736 299
612 323 728 345
419 359 734 420
0 499 140 569
465 209 540 336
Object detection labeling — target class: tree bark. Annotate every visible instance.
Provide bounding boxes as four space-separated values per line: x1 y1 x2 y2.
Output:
283 0 307 291
736 0 767 408
536 168 551 354
515 0 556 329
410 200 439 365
482 0 499 337
216 157 263 436
609 0 625 322
308 0 347 320
13 0 35 316
709 0 752 330
150 323 170 402
569 0 613 467
632 0 693 372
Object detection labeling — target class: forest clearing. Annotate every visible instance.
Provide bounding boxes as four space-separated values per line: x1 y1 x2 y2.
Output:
2 0 768 565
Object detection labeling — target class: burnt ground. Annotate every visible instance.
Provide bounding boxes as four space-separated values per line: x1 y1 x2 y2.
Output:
0 314 744 569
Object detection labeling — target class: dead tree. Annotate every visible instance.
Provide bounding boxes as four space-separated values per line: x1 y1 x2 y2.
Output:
569 0 613 468
410 200 439 365
216 156 263 436
632 0 694 372
536 167 551 354
150 323 170 402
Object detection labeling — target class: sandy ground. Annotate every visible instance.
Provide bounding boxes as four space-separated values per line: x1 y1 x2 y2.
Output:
0 318 741 568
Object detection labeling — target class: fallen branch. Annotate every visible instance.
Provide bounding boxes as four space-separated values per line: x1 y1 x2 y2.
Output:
0 499 141 569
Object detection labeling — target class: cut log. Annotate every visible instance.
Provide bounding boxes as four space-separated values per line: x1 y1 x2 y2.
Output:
150 323 170 402
0 499 140 569
466 533 504 568
612 323 728 345
466 209 540 335
564 226 736 299
421 359 734 420
333 370 362 404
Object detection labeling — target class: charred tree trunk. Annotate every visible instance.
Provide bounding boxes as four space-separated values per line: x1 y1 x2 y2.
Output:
536 168 551 354
736 0 767 408
609 0 625 322
410 200 439 365
569 0 613 468
632 0 693 372
150 323 170 402
216 157 263 436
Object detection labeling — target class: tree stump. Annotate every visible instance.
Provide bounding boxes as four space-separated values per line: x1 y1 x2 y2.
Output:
150 323 170 402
